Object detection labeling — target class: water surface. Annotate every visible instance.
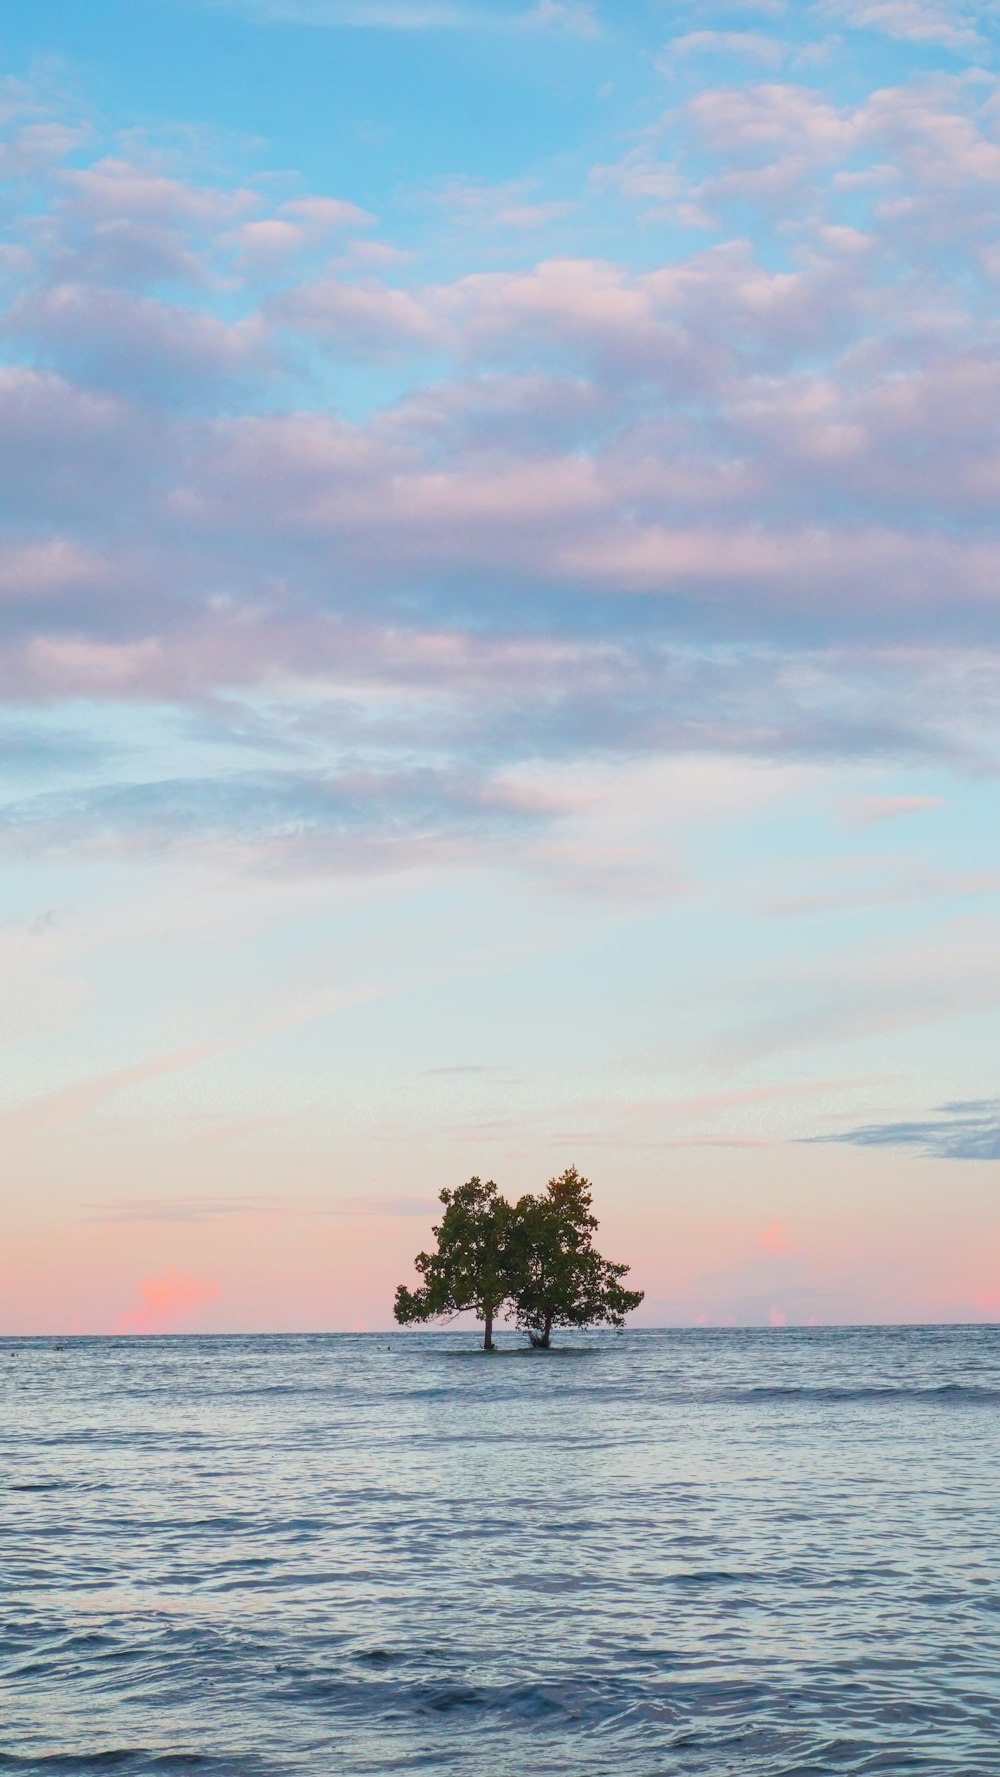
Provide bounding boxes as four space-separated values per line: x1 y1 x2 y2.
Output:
4 1327 1000 1775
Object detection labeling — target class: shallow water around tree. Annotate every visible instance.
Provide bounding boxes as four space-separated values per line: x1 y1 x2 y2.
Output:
4 1326 1000 1775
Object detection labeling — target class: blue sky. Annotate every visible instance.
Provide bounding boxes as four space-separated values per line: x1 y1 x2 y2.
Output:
2 0 1000 1332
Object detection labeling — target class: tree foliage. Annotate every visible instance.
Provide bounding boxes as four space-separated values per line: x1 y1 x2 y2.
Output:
393 1166 643 1349
510 1166 644 1348
393 1176 513 1350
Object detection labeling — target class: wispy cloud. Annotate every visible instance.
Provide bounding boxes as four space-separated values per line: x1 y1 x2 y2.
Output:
87 1194 438 1222
87 1195 277 1224
203 0 599 30
840 795 944 831
0 1041 227 1134
808 1098 1000 1159
421 1064 506 1074
819 0 984 50
665 30 787 66
0 765 546 874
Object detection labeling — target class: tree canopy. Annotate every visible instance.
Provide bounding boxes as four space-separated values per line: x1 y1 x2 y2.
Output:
510 1166 644 1349
393 1176 514 1351
393 1166 643 1349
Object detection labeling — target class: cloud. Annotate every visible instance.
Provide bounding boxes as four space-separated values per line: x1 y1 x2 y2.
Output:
429 177 573 231
88 1196 276 1224
665 31 787 66
0 1041 229 1135
685 81 857 161
0 122 90 180
820 1 984 50
422 1063 504 1073
322 1196 441 1215
760 861 1000 918
0 716 109 776
202 0 599 29
756 1218 798 1255
5 283 267 396
711 918 1000 1070
0 537 123 608
589 149 698 220
36 156 259 292
0 764 552 873
230 198 375 265
206 0 494 25
60 156 257 227
809 1098 1000 1159
1 61 1000 883
113 1270 220 1334
525 1 600 36
840 794 943 829
88 1194 437 1222
271 276 435 349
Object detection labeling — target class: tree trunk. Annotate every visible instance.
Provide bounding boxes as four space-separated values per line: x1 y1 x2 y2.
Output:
483 1306 494 1351
544 1311 553 1348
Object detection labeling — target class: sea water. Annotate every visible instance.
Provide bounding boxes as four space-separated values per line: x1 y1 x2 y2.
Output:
3 1326 1000 1776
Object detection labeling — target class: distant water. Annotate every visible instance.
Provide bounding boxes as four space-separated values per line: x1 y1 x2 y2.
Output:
4 1327 1000 1776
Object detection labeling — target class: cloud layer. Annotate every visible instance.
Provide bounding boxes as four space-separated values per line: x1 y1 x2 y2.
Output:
2 23 1000 877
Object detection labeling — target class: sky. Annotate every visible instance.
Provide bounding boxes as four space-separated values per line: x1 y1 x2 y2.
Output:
2 0 1000 1334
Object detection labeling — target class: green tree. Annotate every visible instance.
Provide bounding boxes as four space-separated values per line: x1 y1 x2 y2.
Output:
393 1176 513 1350
510 1165 643 1349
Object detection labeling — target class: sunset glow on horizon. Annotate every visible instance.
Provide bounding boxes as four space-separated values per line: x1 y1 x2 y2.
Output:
3 0 1000 1334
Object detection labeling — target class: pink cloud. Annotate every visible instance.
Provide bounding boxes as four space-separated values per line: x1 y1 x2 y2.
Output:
686 82 857 160
0 1045 225 1137
667 31 787 66
7 283 267 391
0 65 999 872
272 277 435 349
113 1270 220 1334
431 176 572 231
862 81 1000 195
756 1218 797 1256
841 794 943 830
821 0 983 51
0 537 120 606
590 150 702 222
231 198 374 264
0 369 149 515
281 195 375 230
233 218 308 260
446 256 696 375
60 156 258 228
0 122 89 179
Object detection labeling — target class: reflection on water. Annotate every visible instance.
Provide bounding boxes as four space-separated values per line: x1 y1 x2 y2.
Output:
3 1327 1000 1775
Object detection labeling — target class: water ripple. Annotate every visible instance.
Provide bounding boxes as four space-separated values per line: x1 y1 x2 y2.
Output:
3 1327 1000 1774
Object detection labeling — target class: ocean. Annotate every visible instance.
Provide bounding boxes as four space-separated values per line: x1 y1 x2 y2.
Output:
4 1326 1000 1776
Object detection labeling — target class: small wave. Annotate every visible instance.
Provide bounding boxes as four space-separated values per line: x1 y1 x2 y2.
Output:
276 1664 705 1730
437 1345 603 1360
8 1327 1000 1777
716 1383 1000 1404
0 1758 268 1777
409 1675 684 1728
0 1758 212 1773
